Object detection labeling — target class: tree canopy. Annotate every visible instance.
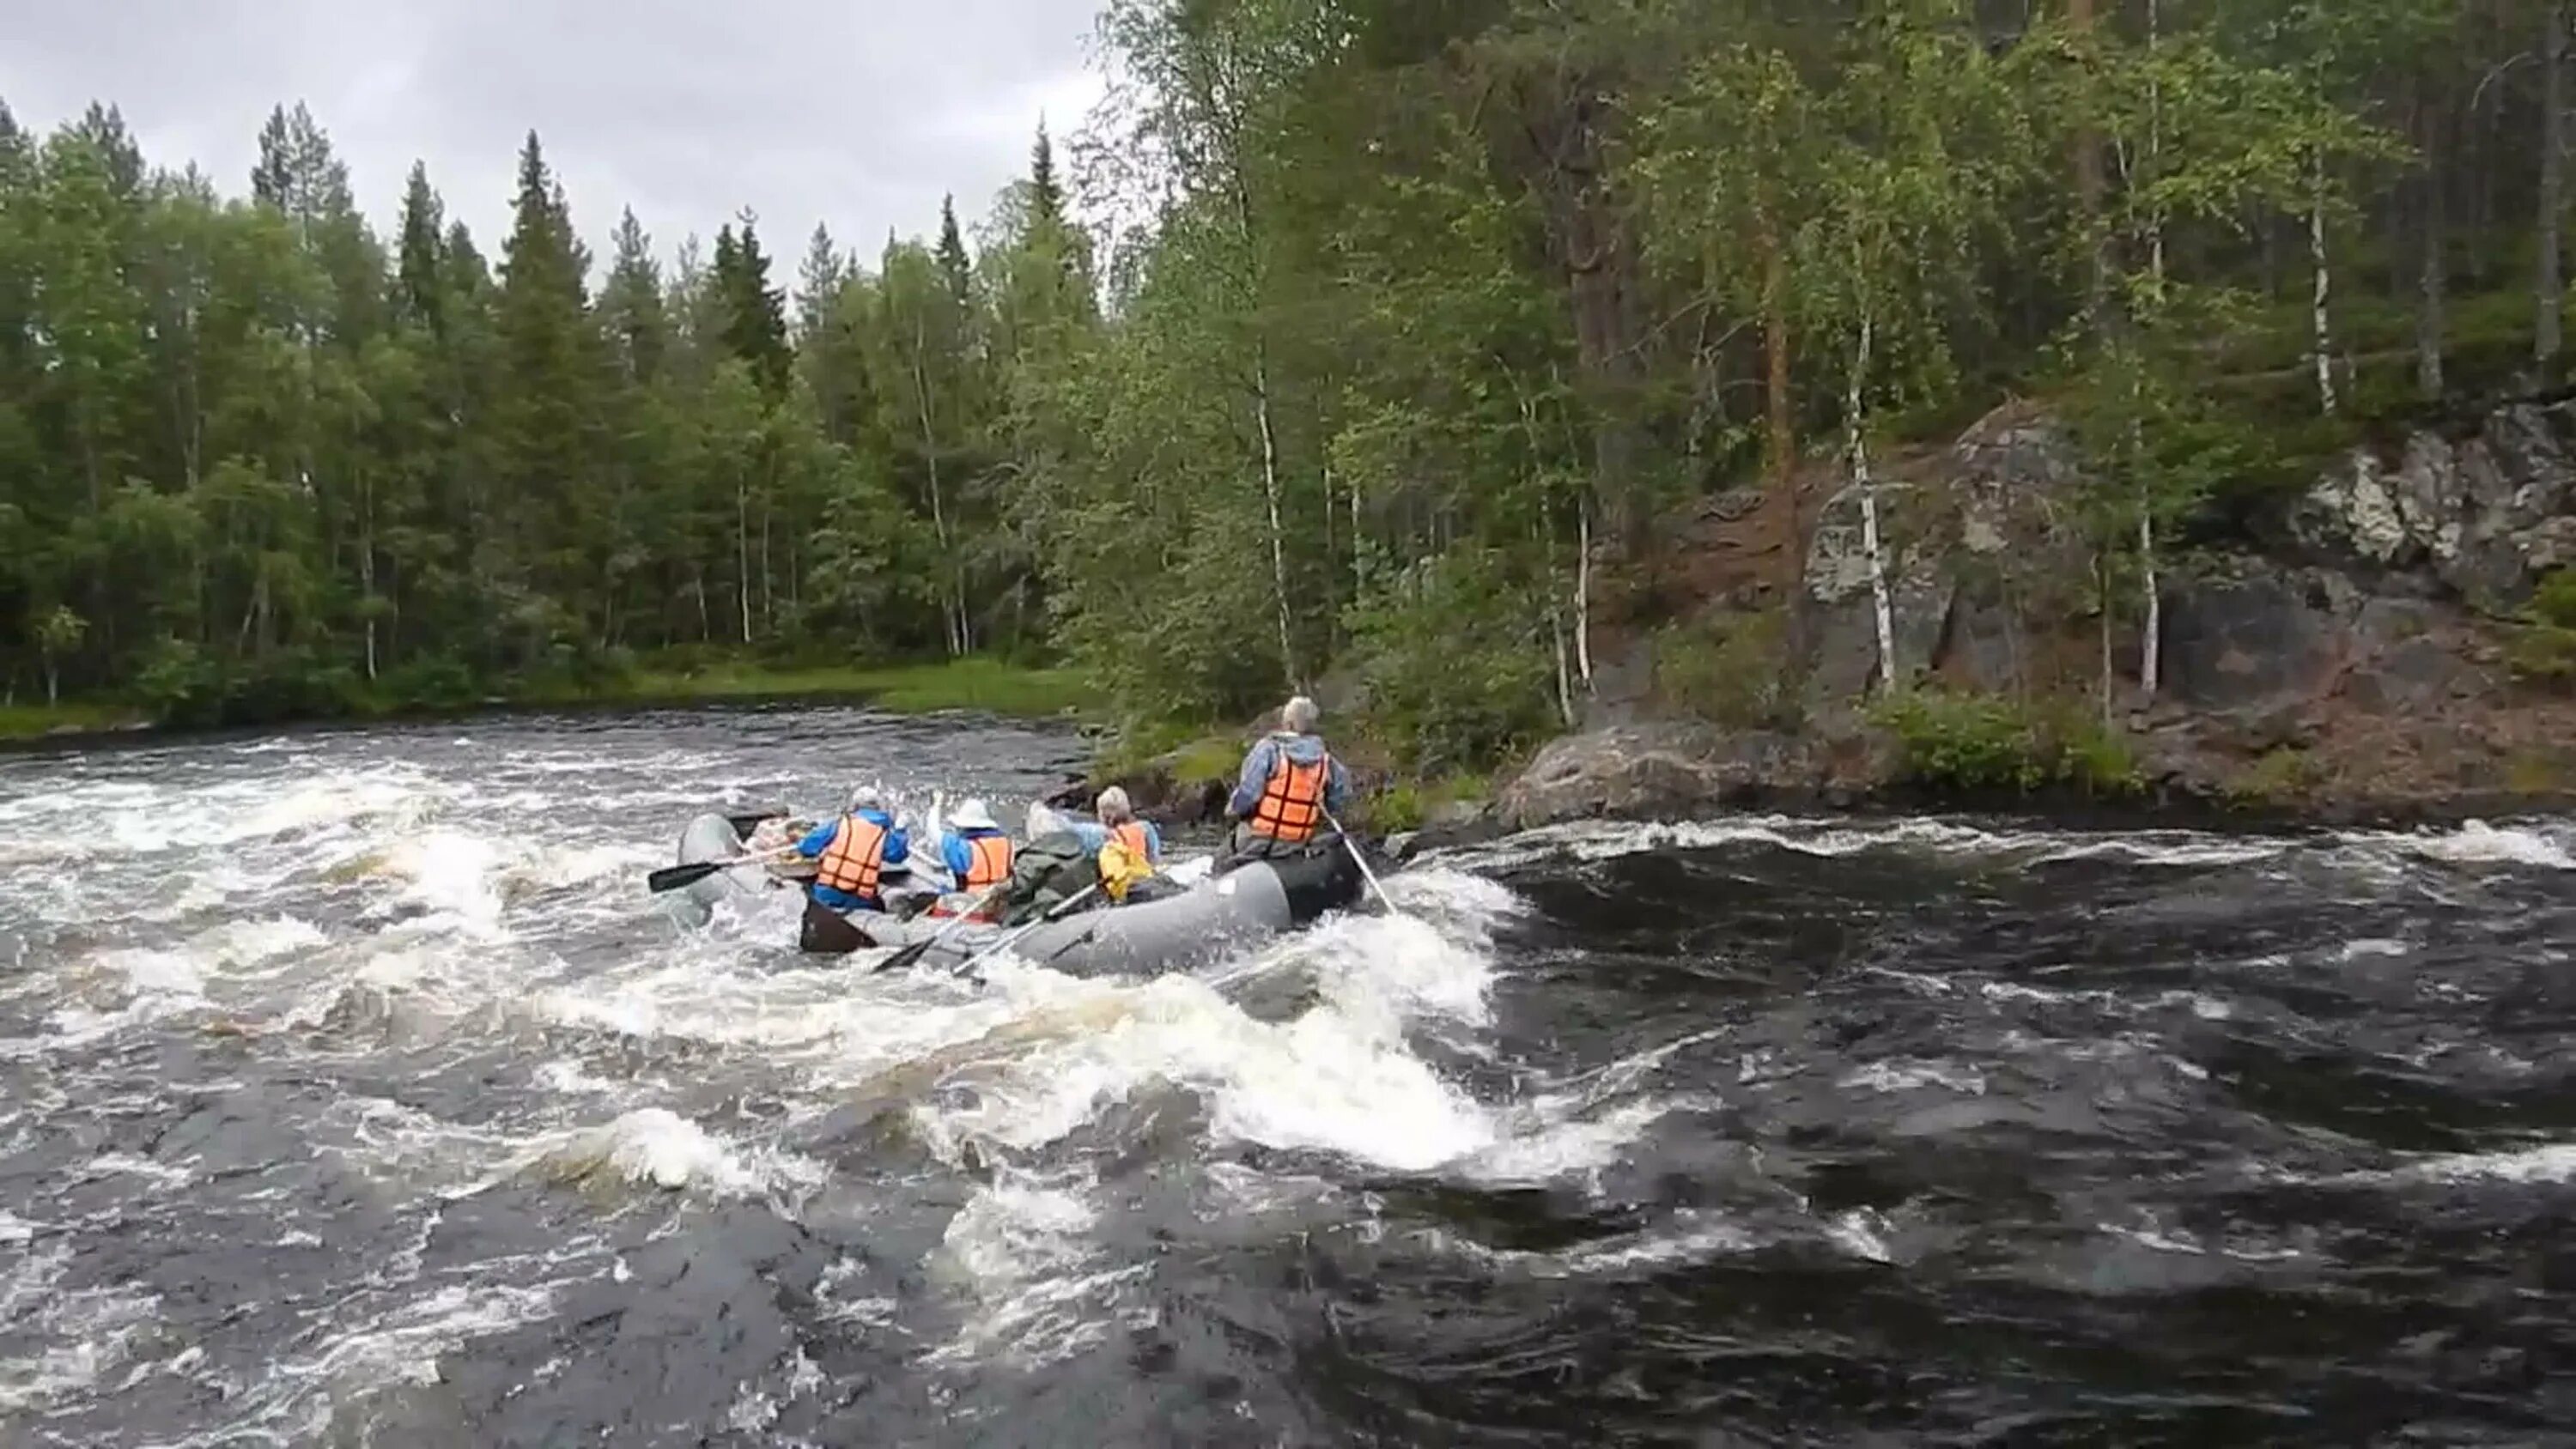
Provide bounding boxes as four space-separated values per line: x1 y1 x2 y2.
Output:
0 1 2561 760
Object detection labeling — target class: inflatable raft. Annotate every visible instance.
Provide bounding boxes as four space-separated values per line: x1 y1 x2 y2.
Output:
843 836 1365 979
666 803 1370 976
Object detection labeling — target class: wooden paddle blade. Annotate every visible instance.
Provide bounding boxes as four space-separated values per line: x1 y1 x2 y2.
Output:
647 859 730 894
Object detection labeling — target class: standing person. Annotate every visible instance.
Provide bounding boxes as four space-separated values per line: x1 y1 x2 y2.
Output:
1225 695 1352 860
930 798 1016 918
796 787 909 913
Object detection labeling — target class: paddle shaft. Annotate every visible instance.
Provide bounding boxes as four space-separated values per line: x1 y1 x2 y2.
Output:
953 883 1103 977
647 844 802 894
872 882 1008 972
1323 810 1402 919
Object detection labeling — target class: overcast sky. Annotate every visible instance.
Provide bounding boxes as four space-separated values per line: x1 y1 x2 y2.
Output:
0 0 1109 270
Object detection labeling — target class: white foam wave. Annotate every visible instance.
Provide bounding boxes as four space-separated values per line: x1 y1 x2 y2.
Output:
1424 1210 1757 1279
534 1107 825 1198
927 1179 1148 1368
2401 1142 2576 1185
1839 1059 1990 1096
1431 815 2289 873
2391 820 2576 870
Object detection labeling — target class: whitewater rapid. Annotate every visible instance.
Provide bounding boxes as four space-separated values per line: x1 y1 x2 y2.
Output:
3 710 2571 1445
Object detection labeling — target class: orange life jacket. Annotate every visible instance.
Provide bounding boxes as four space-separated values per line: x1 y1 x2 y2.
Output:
1249 749 1329 844
814 815 888 900
1110 821 1151 862
929 833 1015 916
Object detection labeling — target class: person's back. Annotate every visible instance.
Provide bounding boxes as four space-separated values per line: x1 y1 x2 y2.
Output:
1228 696 1351 855
799 791 910 912
933 798 1016 916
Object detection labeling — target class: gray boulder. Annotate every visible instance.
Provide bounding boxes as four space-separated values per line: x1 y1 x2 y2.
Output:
1498 723 1805 829
2295 402 2576 609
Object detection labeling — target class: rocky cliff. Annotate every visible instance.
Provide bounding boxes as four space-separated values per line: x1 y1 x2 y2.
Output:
1490 397 2576 835
1088 398 2576 844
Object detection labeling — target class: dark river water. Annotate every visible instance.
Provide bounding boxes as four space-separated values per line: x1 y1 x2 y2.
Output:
1 708 2573 1447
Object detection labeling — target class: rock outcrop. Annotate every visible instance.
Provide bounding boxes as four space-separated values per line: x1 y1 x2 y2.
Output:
1472 397 2576 832
2294 401 2576 609
1497 724 1815 830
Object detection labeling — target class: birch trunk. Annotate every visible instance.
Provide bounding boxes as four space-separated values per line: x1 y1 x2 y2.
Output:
735 476 752 646
2137 510 2160 699
2310 154 2340 415
908 324 961 658
2147 0 2166 288
2543 0 2569 372
1575 501 1595 692
1848 312 1898 695
360 473 377 682
1251 349 1297 688
2419 84 2449 400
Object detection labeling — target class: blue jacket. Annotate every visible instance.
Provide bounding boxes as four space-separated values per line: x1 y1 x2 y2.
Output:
1067 818 1163 864
1228 733 1351 822
798 809 908 911
940 828 1012 884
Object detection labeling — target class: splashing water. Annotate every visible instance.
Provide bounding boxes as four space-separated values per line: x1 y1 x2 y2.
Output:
3 712 2573 1445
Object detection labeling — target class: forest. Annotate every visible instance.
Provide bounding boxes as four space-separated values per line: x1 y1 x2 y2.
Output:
3 0 2572 773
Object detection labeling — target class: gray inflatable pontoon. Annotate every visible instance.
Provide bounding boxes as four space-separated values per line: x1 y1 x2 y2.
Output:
846 840 1365 979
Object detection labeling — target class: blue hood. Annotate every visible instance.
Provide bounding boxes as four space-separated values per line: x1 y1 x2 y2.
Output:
1271 732 1331 764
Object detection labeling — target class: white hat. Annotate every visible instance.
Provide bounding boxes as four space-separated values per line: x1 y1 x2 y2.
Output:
949 798 1000 833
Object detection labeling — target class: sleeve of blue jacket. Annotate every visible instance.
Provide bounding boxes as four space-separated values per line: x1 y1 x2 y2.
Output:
796 821 838 858
1067 821 1109 853
1227 738 1278 820
940 834 975 880
856 809 908 867
1325 757 1352 815
1145 822 1164 862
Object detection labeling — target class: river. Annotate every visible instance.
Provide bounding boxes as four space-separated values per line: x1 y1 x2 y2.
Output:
0 707 2571 1446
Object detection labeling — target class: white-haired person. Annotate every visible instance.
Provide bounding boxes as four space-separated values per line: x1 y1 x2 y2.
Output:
1224 694 1352 860
1067 785 1170 903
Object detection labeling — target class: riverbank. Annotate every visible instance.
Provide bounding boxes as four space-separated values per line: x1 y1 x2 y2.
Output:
0 658 1100 750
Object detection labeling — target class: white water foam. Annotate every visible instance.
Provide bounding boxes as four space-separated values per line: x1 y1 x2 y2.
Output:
2401 1142 2576 1185
1427 814 2297 874
2394 820 2576 870
532 1107 827 1199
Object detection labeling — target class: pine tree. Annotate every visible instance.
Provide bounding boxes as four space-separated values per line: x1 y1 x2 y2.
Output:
714 211 791 397
252 106 292 209
492 130 600 642
395 161 445 335
936 196 974 310
1030 122 1064 229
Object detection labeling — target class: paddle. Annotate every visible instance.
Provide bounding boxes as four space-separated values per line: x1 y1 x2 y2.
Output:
871 882 1009 973
1323 809 1405 920
950 883 1104 980
647 845 800 894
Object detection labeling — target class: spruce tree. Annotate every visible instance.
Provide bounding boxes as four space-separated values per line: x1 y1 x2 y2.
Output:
395 161 445 335
1030 123 1064 228
936 196 973 310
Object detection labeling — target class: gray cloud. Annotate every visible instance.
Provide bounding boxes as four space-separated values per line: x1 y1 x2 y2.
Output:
0 0 1105 271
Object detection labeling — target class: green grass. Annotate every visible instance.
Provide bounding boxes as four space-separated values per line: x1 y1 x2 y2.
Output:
1089 718 1246 785
1368 771 1495 834
0 701 149 741
516 658 1099 719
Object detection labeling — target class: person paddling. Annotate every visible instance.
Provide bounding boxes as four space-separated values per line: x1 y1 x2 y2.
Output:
1224 695 1352 862
929 798 1015 919
796 787 910 914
